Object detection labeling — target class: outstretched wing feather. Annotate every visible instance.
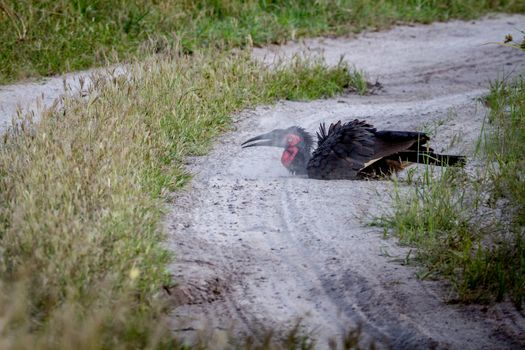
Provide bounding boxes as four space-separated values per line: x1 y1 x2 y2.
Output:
371 130 430 159
307 120 376 179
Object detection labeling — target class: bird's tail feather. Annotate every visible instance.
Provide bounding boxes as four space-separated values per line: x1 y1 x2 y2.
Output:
397 151 466 166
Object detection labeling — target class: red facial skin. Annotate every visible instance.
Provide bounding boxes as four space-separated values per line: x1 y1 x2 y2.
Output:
281 134 301 168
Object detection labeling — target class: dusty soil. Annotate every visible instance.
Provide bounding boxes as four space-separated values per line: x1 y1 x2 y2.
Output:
167 15 525 349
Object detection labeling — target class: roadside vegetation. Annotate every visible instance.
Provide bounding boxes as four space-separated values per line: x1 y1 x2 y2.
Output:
2 0 525 83
0 51 359 348
377 39 525 308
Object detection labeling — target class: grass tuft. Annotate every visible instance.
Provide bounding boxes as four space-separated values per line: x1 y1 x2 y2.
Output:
484 79 525 223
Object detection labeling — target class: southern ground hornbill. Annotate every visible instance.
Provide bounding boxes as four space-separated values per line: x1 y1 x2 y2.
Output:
241 119 465 180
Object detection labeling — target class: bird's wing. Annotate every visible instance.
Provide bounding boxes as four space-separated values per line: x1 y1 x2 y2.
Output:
358 130 432 176
372 130 431 158
316 120 342 148
307 120 376 180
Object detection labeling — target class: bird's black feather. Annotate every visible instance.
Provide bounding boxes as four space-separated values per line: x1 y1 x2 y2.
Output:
308 120 376 180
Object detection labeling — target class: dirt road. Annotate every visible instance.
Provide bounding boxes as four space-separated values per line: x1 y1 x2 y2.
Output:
167 15 525 348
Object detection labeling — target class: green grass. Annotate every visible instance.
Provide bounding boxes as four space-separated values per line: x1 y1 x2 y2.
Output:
484 79 525 224
0 51 359 348
477 77 525 307
2 0 525 83
376 74 525 308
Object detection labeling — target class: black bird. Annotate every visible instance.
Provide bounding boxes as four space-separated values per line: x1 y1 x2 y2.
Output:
241 119 465 180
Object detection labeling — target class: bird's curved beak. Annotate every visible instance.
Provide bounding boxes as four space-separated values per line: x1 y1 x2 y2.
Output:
241 131 283 148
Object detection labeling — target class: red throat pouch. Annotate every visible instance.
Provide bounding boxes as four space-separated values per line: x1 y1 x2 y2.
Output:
281 147 299 167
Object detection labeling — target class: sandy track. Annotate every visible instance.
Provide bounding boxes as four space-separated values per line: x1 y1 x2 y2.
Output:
167 15 525 348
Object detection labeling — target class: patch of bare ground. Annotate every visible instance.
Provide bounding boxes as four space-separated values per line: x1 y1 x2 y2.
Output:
167 15 525 348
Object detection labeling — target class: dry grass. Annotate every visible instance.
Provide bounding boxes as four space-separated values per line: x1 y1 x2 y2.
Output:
0 51 359 348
